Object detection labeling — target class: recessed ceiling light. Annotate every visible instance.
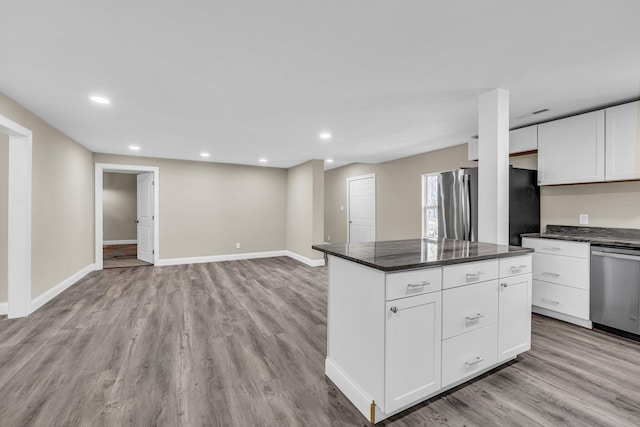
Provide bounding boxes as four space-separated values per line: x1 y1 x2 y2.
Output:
325 158 334 163
90 95 110 104
129 145 141 151
259 158 268 163
319 132 332 140
200 152 210 158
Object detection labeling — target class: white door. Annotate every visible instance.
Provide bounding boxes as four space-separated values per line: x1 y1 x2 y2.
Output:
347 175 375 242
137 173 154 263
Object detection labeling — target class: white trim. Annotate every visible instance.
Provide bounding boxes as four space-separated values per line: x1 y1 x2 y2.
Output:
104 239 137 245
30 264 95 314
154 250 325 267
0 115 32 318
95 163 160 270
0 302 7 316
532 305 593 329
346 173 376 243
156 250 288 266
285 251 326 267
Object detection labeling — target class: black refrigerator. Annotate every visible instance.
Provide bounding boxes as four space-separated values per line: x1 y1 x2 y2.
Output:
423 166 540 246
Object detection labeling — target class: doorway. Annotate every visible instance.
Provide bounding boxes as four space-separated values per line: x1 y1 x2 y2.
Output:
95 164 159 270
0 115 32 318
347 174 376 243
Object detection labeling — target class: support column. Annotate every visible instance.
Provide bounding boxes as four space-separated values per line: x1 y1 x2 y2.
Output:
478 89 509 245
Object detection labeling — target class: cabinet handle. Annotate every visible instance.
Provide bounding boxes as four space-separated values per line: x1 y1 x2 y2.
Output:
407 281 429 288
465 356 484 367
541 297 560 306
390 306 398 313
542 246 561 251
465 313 484 322
465 271 485 280
541 272 560 278
510 264 527 272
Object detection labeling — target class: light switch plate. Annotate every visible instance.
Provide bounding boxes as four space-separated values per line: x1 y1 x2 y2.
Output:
579 214 589 225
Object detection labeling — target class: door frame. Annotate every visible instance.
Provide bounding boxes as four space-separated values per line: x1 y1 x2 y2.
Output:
346 173 376 243
95 163 160 269
1 115 32 318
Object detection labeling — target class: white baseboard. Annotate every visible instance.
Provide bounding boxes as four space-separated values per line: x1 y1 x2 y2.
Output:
30 263 95 314
285 251 325 267
155 250 325 267
0 302 7 316
156 250 288 266
104 239 137 245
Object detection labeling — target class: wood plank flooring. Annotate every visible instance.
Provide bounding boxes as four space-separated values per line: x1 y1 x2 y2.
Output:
0 257 639 426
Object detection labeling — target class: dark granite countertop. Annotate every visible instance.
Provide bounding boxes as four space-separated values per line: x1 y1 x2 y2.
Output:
522 225 640 249
312 238 533 272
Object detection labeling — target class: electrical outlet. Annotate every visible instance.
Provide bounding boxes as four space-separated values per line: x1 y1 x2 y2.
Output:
340 205 344 211
579 214 589 225
236 242 241 249
327 235 331 241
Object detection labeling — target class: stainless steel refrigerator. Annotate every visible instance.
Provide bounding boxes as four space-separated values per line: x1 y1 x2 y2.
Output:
423 166 540 246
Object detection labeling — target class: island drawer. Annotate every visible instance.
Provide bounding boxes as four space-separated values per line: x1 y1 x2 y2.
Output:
386 268 442 301
442 280 498 339
499 255 532 277
532 253 589 290
522 237 590 259
532 280 589 319
441 323 498 388
442 260 498 289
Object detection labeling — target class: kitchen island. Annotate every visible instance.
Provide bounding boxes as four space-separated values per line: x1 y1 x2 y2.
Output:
312 238 533 424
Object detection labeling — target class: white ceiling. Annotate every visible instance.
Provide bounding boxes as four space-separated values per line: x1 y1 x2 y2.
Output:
1 1 640 170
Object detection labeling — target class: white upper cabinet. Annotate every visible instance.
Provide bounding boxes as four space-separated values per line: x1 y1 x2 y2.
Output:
537 110 605 185
605 101 640 181
509 126 538 154
467 125 538 161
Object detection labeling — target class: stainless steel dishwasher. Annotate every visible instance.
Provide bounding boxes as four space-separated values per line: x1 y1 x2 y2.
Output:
591 246 640 338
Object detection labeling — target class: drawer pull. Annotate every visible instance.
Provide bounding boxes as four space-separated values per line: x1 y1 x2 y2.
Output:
542 246 562 251
465 356 484 367
390 306 398 313
465 313 484 322
541 272 560 278
465 271 485 280
541 297 560 306
407 281 429 288
510 264 527 272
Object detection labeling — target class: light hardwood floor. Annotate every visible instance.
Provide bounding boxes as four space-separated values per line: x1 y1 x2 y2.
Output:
1 257 639 426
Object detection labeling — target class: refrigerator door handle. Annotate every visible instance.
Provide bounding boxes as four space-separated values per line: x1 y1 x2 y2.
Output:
462 174 471 240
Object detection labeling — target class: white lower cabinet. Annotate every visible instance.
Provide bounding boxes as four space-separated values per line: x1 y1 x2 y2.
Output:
498 274 532 361
325 254 532 424
385 292 441 413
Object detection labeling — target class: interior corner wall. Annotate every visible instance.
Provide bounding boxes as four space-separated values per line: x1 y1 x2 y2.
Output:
0 91 94 300
286 160 324 260
103 173 137 241
324 144 475 244
93 153 287 259
0 134 8 303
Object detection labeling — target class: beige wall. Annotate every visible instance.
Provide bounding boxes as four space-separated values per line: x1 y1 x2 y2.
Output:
103 173 137 241
325 144 476 243
0 134 7 303
286 160 324 260
0 91 94 299
94 153 287 259
508 152 640 230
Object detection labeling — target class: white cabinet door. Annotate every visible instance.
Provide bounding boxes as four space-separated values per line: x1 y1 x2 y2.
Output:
498 274 532 362
537 110 605 185
605 101 640 181
385 292 441 413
